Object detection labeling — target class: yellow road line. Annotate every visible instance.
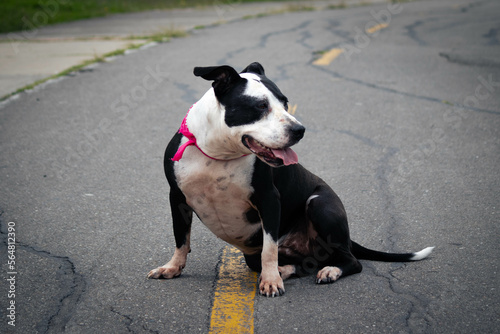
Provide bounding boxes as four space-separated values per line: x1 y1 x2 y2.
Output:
289 104 297 115
366 23 388 34
313 48 344 66
209 246 258 334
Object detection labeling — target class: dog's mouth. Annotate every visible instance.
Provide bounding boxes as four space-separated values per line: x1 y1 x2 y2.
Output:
242 135 298 167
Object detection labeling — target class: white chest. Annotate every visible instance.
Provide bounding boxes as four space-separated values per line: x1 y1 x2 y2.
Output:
174 145 261 252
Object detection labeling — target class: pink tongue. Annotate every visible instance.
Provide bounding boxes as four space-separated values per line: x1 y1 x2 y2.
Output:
272 147 298 166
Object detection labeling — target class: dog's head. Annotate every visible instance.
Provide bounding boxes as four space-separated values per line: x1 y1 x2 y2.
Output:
194 62 305 167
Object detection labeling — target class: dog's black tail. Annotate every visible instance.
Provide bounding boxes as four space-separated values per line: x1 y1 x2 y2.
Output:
351 241 434 262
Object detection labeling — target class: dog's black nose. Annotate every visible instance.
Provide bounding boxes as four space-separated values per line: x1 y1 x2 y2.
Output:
289 123 305 142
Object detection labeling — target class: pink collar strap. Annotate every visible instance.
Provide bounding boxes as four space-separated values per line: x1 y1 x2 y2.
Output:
171 105 248 162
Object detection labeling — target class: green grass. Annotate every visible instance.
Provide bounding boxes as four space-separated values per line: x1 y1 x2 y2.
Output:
128 26 188 42
0 0 298 34
327 2 347 10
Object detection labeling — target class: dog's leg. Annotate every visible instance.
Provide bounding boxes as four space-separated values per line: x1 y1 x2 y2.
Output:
259 233 284 296
148 189 193 279
250 170 286 296
243 253 262 272
306 187 362 284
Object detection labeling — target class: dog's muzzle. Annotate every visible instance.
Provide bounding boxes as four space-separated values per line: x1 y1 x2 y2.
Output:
242 123 305 167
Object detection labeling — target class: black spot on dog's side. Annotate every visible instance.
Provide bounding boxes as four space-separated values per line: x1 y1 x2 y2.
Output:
245 228 263 249
216 176 228 191
245 208 261 224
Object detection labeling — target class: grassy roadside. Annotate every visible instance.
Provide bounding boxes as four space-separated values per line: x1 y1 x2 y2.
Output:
0 0 317 102
0 28 188 101
0 44 139 101
0 0 297 34
0 0 349 101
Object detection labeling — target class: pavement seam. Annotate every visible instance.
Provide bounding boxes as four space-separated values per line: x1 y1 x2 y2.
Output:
363 262 434 333
218 19 313 65
335 130 403 249
312 65 500 115
110 306 161 334
207 246 226 332
332 131 435 332
110 307 136 334
0 217 86 334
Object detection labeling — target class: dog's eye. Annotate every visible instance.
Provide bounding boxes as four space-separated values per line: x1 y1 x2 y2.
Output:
257 102 268 110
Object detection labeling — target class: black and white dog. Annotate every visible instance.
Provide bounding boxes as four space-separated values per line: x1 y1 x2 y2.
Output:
148 62 434 297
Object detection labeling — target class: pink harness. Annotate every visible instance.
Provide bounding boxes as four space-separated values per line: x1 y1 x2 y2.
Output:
171 105 248 162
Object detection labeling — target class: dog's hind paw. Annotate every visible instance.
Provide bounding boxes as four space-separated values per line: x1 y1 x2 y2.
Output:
278 265 296 280
147 265 183 279
316 266 342 284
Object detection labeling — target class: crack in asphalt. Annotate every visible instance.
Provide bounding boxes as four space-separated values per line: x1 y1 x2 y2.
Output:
332 131 435 332
0 211 86 333
111 307 161 334
388 265 435 332
375 147 400 251
312 65 500 116
173 82 200 105
298 18 346 51
483 27 500 46
335 130 401 249
404 19 430 46
111 307 135 333
458 0 491 13
363 262 434 333
217 19 312 65
439 52 500 68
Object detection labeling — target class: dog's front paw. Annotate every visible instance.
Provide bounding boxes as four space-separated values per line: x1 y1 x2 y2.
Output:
259 272 285 297
316 266 342 284
147 265 183 279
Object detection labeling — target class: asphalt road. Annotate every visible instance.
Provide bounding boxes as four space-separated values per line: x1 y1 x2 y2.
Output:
1 0 499 333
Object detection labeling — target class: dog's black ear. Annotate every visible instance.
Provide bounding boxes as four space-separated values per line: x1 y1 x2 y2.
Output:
193 65 242 98
241 62 265 75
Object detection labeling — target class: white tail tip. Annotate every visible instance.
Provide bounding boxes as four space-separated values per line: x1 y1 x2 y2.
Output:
410 246 435 261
